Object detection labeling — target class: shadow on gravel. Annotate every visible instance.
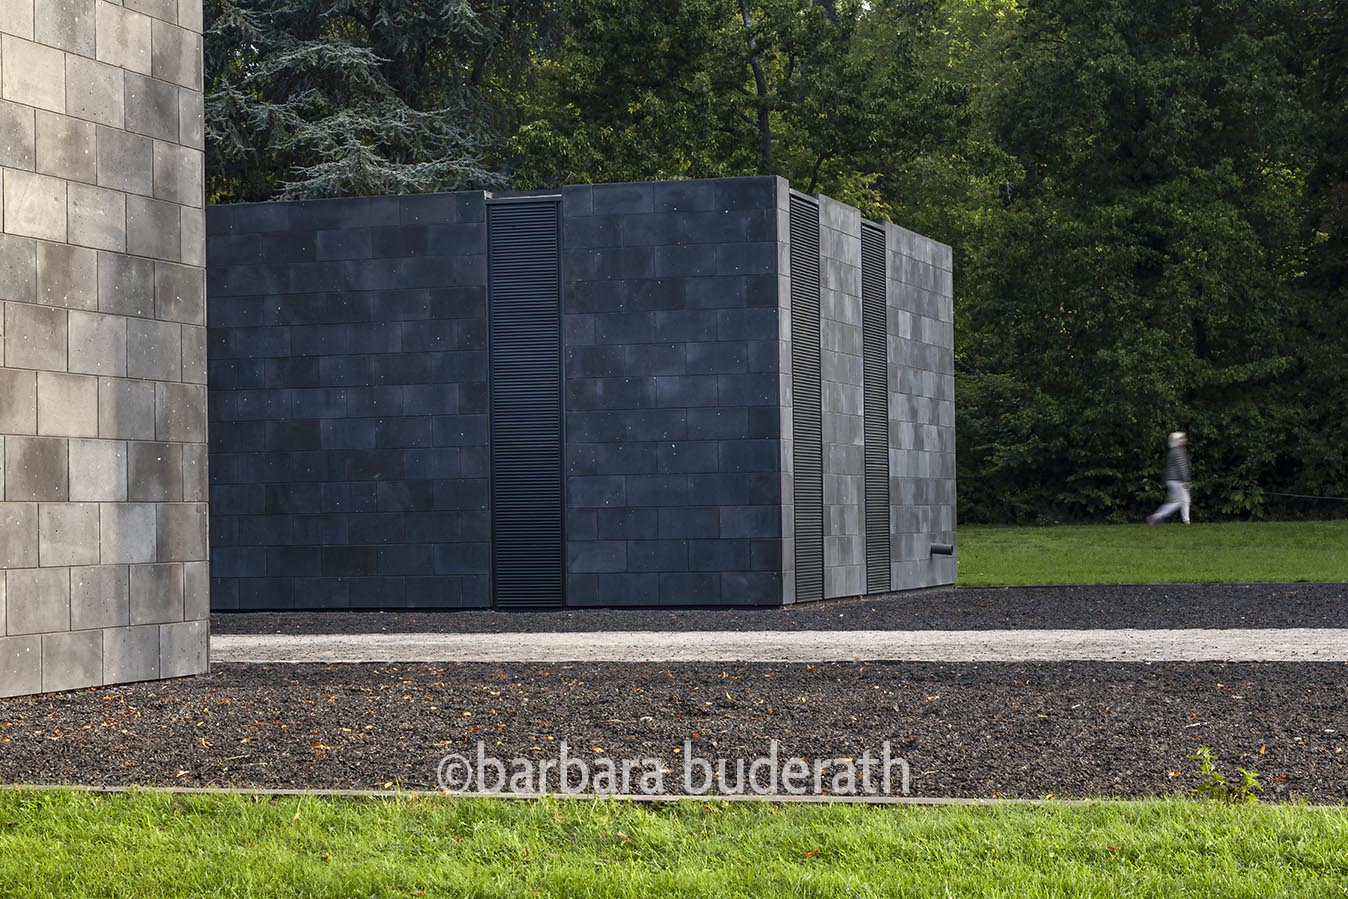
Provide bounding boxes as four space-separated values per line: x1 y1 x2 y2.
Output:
212 583 1348 635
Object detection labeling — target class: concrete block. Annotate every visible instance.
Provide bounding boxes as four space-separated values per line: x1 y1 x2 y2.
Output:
37 371 98 437
128 440 180 501
154 381 204 441
126 0 176 23
35 0 96 54
155 503 203 561
0 635 42 698
0 235 37 302
102 623 158 683
0 502 37 567
126 317 180 380
39 502 99 566
65 54 125 127
628 539 689 572
152 140 201 206
567 540 627 573
0 0 35 38
98 376 155 439
181 442 206 500
69 438 127 501
158 617 205 677
123 70 177 141
126 194 179 260
37 242 97 309
3 168 66 241
6 565 69 633
5 435 67 500
658 571 720 604
67 182 127 252
130 561 182 623
42 628 102 692
592 183 653 215
179 204 204 266
182 558 207 619
149 19 199 88
96 1 152 74
96 126 153 194
35 111 95 183
181 324 205 383
177 86 202 148
0 99 35 169
0 368 36 433
176 0 201 33
98 251 155 317
100 501 155 563
1 34 65 112
155 261 204 323
6 301 66 370
67 310 127 376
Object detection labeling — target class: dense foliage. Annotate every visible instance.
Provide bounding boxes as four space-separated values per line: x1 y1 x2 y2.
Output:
204 0 1348 523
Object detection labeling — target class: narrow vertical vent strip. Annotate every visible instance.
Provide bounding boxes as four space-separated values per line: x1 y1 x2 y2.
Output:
488 201 565 608
790 196 824 602
861 222 891 592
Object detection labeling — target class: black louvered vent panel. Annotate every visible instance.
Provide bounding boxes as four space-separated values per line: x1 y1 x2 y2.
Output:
790 196 824 602
488 201 565 609
861 223 891 593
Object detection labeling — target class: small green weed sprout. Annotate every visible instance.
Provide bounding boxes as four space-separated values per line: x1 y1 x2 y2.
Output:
1190 746 1262 804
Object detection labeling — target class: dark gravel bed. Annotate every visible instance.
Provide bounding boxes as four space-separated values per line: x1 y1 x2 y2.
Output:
213 583 1348 635
1 661 1344 801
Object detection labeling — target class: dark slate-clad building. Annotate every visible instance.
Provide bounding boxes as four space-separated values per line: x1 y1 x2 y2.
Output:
206 177 955 610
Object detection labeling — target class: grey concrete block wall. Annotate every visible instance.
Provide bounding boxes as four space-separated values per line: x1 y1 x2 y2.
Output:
817 195 865 599
884 222 957 589
206 176 954 609
1 0 207 697
206 193 491 609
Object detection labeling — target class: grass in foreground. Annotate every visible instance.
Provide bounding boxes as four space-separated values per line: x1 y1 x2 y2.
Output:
957 519 1348 586
0 790 1345 898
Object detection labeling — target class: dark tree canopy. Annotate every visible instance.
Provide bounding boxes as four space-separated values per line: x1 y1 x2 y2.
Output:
204 0 1348 523
204 0 553 201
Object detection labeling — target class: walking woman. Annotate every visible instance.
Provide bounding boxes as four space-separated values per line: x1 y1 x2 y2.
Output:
1147 432 1192 525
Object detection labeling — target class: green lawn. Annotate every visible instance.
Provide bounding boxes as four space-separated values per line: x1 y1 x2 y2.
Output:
957 520 1348 586
0 790 1344 898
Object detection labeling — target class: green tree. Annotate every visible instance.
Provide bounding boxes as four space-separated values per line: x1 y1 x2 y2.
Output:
1277 3 1348 510
204 0 543 201
948 0 1318 521
506 0 960 217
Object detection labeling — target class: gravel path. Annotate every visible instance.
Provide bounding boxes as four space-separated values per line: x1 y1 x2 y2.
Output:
212 583 1348 635
211 628 1348 663
1 661 1344 801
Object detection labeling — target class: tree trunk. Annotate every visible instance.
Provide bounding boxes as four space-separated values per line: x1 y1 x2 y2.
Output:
738 0 773 168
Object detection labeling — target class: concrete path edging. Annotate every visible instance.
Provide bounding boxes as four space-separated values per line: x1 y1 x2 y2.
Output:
210 628 1348 664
